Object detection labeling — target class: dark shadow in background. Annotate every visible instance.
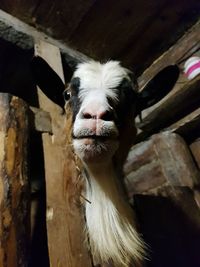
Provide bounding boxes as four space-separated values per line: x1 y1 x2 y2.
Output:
134 193 200 267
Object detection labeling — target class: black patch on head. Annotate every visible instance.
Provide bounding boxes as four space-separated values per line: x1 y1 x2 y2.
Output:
108 78 138 127
68 77 81 121
31 56 66 106
136 65 179 113
70 77 80 96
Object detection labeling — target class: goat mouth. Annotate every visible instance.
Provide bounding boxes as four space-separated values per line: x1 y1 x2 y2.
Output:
73 135 119 162
73 135 118 141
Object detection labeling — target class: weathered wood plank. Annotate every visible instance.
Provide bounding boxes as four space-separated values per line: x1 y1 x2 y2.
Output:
34 40 92 267
0 0 95 40
190 139 200 170
124 132 200 196
164 107 200 141
138 20 200 88
0 9 89 68
136 20 200 122
29 106 52 133
136 77 200 140
0 93 30 267
68 0 200 74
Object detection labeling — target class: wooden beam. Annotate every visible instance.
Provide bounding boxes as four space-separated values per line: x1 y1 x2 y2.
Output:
0 93 30 267
34 40 92 267
164 107 200 141
136 77 200 140
138 20 200 88
0 9 89 67
136 19 200 123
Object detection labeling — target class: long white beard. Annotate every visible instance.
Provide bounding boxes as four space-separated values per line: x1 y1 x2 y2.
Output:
85 168 145 267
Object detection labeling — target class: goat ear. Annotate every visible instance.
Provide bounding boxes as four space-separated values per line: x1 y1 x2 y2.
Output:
136 65 179 113
30 56 66 106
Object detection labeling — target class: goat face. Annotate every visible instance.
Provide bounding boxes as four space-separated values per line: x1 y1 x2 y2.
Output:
31 56 179 165
65 61 138 164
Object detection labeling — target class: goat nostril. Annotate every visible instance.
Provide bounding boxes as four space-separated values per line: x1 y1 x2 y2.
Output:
83 112 93 119
101 110 114 121
82 110 114 120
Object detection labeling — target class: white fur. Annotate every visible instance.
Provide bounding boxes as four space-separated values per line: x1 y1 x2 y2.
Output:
85 164 145 267
74 60 131 104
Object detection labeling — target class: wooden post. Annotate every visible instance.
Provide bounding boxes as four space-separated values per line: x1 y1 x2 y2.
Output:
34 40 92 267
0 93 30 267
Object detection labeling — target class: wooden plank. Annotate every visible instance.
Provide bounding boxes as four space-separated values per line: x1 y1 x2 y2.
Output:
29 106 52 133
0 1 199 75
120 5 200 74
70 0 168 60
0 93 30 267
124 132 200 196
190 139 200 169
34 40 92 267
138 20 200 88
164 107 200 141
69 0 200 74
0 9 89 68
0 0 95 39
136 77 200 139
136 20 200 122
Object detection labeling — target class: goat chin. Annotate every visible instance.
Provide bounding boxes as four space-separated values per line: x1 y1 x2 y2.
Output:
84 165 145 267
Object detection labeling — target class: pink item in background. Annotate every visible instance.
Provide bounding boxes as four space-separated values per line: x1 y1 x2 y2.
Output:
184 56 200 80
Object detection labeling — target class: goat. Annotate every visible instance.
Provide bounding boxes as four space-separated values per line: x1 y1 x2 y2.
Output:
31 57 179 267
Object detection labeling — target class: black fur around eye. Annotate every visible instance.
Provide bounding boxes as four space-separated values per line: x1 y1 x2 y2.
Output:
70 77 80 95
117 78 138 102
119 78 132 90
63 90 71 101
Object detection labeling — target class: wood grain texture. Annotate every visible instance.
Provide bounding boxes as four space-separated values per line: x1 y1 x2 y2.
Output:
0 93 30 267
34 40 92 267
190 139 200 169
0 0 95 39
124 132 200 196
0 9 89 67
138 20 200 88
136 20 200 122
62 0 200 74
164 107 200 142
136 77 200 141
29 106 52 133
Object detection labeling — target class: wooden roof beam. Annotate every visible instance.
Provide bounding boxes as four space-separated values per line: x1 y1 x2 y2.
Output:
0 8 90 67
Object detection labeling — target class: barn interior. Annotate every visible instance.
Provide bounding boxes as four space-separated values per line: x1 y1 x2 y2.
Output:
0 1 199 267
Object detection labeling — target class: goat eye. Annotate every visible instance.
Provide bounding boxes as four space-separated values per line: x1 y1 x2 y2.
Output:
63 90 71 101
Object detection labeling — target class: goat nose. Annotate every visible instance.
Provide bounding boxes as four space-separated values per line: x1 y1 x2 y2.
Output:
82 110 114 121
